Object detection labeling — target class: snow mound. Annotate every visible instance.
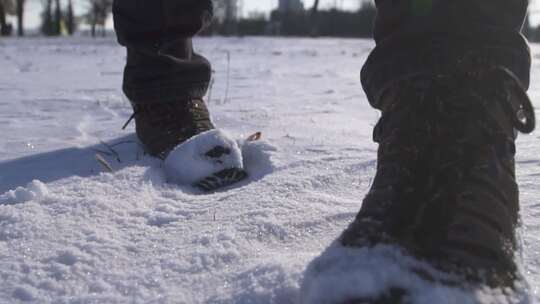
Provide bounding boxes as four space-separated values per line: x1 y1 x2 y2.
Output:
240 138 277 180
2 37 539 303
301 241 529 304
164 129 243 185
0 180 49 205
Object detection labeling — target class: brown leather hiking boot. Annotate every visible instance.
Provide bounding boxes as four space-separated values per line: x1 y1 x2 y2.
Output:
124 98 214 159
340 67 535 288
123 99 248 191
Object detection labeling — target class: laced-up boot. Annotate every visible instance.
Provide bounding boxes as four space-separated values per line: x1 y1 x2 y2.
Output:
123 98 247 191
341 66 535 289
124 98 214 159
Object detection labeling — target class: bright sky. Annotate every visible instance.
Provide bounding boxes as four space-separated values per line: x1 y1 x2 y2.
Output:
10 0 540 30
242 0 361 16
243 0 540 22
246 0 540 25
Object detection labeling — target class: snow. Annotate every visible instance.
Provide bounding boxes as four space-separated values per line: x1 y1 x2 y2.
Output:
0 36 539 303
301 243 530 304
241 140 277 180
0 180 49 205
164 129 244 186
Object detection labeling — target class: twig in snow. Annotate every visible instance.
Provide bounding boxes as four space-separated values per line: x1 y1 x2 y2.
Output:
99 140 122 163
91 148 114 157
95 153 114 173
224 50 231 104
207 77 215 104
247 132 262 142
109 140 136 148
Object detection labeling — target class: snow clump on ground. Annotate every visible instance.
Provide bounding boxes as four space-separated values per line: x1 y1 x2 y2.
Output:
0 180 49 205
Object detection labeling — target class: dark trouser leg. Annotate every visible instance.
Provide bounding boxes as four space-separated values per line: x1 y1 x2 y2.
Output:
113 0 214 104
113 0 215 157
362 0 531 108
112 0 248 188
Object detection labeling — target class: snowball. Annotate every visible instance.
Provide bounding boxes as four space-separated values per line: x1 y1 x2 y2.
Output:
0 180 49 205
240 139 277 179
164 130 243 185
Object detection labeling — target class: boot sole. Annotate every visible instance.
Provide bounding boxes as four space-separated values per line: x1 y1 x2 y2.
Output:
194 168 248 192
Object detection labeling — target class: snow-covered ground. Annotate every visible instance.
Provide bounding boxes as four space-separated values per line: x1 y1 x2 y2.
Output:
0 36 539 303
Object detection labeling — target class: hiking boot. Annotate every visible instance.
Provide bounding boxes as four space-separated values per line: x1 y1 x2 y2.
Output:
340 67 535 287
123 98 214 158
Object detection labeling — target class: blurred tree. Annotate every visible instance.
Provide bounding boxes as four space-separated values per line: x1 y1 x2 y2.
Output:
212 0 238 35
524 15 540 42
236 15 267 36
356 0 376 37
65 0 74 35
41 0 53 35
311 0 320 13
0 1 7 35
310 0 320 35
268 0 376 38
16 0 24 36
87 0 111 37
53 0 61 35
